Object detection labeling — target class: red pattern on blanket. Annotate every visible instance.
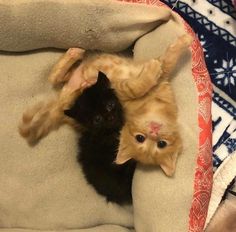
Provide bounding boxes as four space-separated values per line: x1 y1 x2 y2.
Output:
186 26 213 232
119 0 213 231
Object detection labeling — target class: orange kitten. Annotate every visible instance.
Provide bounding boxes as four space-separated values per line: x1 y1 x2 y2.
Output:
116 81 183 176
19 35 192 176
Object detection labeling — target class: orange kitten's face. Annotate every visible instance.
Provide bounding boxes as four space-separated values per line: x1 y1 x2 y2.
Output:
116 100 182 176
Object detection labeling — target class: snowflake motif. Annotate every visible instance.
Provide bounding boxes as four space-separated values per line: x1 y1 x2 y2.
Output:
212 56 236 93
198 34 216 59
198 34 209 58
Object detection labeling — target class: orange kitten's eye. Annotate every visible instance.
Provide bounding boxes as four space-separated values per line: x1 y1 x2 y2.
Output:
157 140 167 148
135 134 146 143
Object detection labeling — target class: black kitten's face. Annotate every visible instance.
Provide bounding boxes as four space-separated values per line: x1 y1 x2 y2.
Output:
64 72 124 131
92 98 117 127
85 93 123 130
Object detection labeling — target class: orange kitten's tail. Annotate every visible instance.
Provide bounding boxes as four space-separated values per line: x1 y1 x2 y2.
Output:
160 34 193 79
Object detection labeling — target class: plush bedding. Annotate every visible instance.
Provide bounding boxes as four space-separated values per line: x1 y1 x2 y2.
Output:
161 0 236 229
0 0 212 231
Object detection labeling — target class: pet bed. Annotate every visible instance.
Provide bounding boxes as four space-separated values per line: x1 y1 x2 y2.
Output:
0 0 212 231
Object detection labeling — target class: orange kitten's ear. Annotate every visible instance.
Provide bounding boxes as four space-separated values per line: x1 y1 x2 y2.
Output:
160 152 178 177
115 126 133 164
115 151 132 164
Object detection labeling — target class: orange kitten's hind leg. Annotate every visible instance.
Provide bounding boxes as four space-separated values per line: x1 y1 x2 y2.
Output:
19 48 88 145
19 100 57 145
160 34 193 79
18 87 86 145
48 48 85 86
18 99 67 145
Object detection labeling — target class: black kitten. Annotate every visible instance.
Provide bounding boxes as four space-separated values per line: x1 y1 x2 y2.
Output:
64 72 136 204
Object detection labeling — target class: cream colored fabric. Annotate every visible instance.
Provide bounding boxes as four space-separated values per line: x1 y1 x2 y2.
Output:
0 226 134 232
0 0 171 52
0 0 198 231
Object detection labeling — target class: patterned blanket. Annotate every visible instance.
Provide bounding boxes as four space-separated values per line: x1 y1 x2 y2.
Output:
161 0 236 225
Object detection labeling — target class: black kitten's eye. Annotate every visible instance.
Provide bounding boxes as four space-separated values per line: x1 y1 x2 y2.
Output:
106 101 115 112
135 134 146 143
157 140 167 148
93 115 103 125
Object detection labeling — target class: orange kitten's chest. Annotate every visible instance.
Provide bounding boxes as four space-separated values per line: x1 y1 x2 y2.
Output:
123 86 160 111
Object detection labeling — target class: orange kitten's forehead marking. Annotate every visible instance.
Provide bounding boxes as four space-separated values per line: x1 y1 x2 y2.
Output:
149 121 162 137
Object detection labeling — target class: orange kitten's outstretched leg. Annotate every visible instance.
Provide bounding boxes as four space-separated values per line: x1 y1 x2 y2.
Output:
18 89 82 145
18 53 123 144
19 48 87 145
19 99 64 145
48 48 85 86
160 34 193 79
114 59 163 100
19 49 87 145
18 67 92 145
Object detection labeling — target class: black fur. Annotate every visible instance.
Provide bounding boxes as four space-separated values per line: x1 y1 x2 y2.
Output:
64 72 136 204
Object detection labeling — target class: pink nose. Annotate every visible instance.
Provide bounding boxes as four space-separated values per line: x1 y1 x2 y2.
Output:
149 121 162 136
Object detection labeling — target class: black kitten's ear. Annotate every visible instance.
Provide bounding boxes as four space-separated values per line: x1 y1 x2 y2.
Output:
96 71 110 88
64 108 76 118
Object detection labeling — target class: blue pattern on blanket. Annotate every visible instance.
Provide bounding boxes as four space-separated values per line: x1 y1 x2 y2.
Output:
206 0 236 19
161 0 236 171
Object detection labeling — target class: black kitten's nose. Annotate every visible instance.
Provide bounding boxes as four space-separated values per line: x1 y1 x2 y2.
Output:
106 101 115 112
108 115 114 121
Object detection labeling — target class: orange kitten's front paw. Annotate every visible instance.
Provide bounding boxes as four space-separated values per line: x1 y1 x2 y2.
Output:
18 101 57 145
